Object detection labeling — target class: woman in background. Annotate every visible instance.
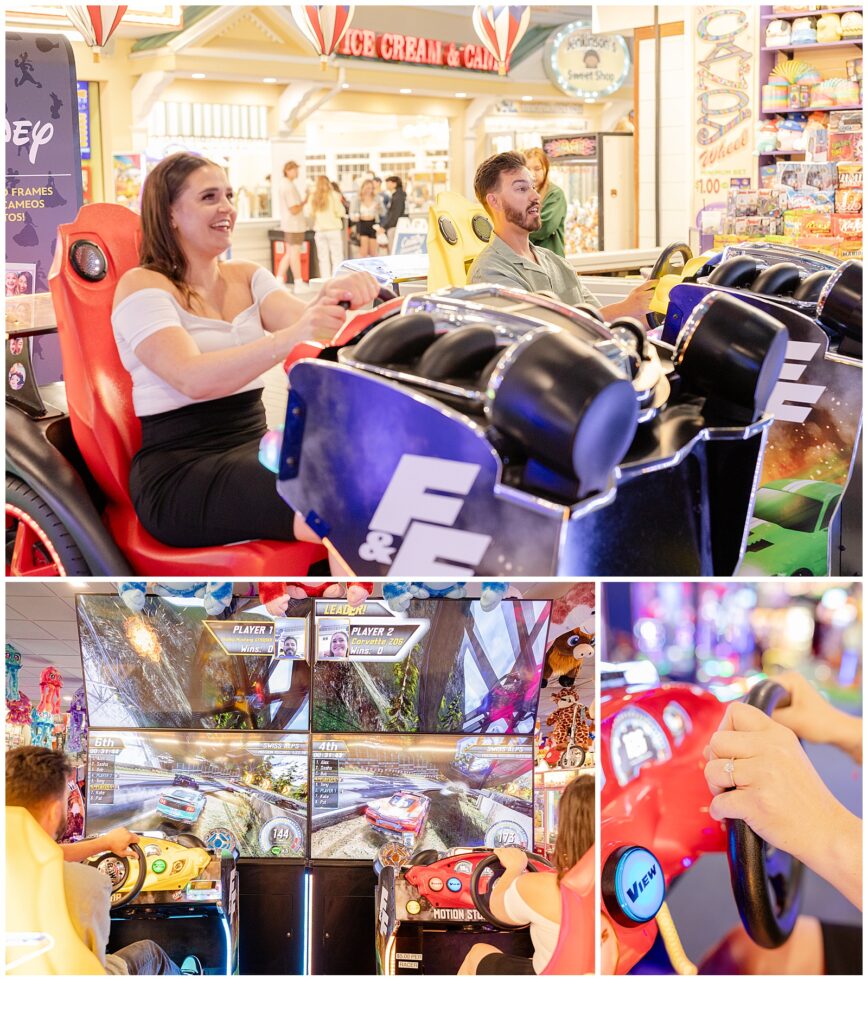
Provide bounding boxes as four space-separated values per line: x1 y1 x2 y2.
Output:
305 175 348 279
351 179 385 258
524 146 567 258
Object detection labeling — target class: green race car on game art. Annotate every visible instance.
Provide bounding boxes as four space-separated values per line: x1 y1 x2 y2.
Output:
743 478 844 576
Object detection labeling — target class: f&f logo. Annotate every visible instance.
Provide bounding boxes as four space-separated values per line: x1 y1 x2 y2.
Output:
765 340 826 424
359 455 492 574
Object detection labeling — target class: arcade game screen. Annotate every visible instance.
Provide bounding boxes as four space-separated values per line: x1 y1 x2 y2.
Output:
86 731 309 858
77 595 312 731
312 599 551 734
310 733 534 859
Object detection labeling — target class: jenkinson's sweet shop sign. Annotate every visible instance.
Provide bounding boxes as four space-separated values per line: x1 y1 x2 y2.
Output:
336 29 504 73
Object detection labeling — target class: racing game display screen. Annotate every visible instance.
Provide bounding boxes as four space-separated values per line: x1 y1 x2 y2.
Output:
86 731 309 858
78 595 312 731
310 733 534 860
312 600 551 734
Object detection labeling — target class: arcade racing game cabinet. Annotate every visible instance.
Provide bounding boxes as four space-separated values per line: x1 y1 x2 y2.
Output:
307 596 554 975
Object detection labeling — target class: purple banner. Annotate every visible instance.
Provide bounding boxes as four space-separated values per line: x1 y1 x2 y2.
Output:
6 31 83 383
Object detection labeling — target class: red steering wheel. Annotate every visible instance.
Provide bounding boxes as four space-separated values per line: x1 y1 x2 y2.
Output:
470 851 554 929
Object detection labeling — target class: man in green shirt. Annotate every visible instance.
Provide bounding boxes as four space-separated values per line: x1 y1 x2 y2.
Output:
468 150 655 321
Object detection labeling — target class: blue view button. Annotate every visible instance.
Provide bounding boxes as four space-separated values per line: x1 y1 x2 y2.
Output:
603 846 665 926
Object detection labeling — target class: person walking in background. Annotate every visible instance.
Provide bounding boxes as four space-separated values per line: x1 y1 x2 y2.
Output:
381 175 407 252
523 147 567 257
305 175 348 279
276 160 306 292
351 179 385 258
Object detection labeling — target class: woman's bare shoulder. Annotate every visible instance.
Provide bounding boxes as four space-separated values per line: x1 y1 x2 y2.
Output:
114 267 177 307
222 259 260 283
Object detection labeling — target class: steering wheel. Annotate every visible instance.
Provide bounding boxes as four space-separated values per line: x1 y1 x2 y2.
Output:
647 243 694 328
726 680 804 948
470 851 554 929
649 242 694 282
374 285 398 306
93 842 148 909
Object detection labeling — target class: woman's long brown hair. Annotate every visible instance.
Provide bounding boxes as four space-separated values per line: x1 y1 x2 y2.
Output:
138 151 222 311
523 146 550 193
553 774 594 881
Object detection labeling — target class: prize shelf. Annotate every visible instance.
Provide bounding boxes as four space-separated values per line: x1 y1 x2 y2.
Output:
761 9 865 19
762 38 863 51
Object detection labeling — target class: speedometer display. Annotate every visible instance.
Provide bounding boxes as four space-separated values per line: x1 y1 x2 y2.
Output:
610 707 672 786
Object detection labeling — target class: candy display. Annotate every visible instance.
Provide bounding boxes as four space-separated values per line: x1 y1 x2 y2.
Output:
838 162 863 187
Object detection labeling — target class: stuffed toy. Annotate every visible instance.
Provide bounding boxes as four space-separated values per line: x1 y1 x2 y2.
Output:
765 19 791 48
841 11 862 38
6 643 22 701
791 16 818 45
38 666 63 715
757 119 781 154
6 692 31 727
543 626 595 688
30 706 55 748
118 581 234 616
816 13 843 43
545 689 591 752
67 686 88 755
382 581 510 615
258 581 373 616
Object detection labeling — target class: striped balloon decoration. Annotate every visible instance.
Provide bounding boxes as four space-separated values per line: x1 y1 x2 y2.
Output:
472 5 531 76
65 5 128 62
291 5 355 70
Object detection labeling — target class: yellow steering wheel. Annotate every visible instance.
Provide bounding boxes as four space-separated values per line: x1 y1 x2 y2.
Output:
648 243 713 326
93 836 212 908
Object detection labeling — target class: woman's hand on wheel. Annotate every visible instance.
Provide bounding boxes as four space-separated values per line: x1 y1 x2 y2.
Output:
286 300 349 347
318 270 380 309
704 701 855 878
770 670 862 763
494 847 528 872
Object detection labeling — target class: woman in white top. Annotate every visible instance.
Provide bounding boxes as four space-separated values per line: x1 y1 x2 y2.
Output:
458 775 594 975
304 175 347 279
350 179 385 257
111 151 377 550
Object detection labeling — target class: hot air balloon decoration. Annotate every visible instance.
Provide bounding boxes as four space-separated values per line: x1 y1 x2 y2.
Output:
472 5 531 76
291 5 355 70
65 5 128 62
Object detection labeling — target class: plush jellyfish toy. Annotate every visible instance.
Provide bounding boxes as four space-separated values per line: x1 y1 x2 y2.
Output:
67 686 88 755
6 643 22 701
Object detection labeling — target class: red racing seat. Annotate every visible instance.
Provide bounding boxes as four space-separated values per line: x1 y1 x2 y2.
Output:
48 203 324 574
541 847 595 975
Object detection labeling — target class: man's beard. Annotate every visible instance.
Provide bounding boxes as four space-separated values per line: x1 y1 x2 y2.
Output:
505 205 541 232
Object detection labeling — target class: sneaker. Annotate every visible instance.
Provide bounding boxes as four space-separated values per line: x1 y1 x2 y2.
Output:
180 955 204 975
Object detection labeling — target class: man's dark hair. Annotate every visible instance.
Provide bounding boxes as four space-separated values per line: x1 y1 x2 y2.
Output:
385 175 403 190
6 746 70 809
474 150 527 213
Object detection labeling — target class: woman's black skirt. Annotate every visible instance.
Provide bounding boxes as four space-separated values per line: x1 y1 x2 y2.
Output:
129 389 296 548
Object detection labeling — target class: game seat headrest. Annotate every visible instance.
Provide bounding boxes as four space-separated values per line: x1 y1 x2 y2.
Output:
427 191 494 290
48 203 143 506
5 807 105 974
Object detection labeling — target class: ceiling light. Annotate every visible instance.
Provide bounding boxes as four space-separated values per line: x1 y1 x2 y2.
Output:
64 580 90 589
341 82 349 89
521 95 533 101
400 88 412 95
455 92 467 98
192 73 206 79
263 77 277 83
